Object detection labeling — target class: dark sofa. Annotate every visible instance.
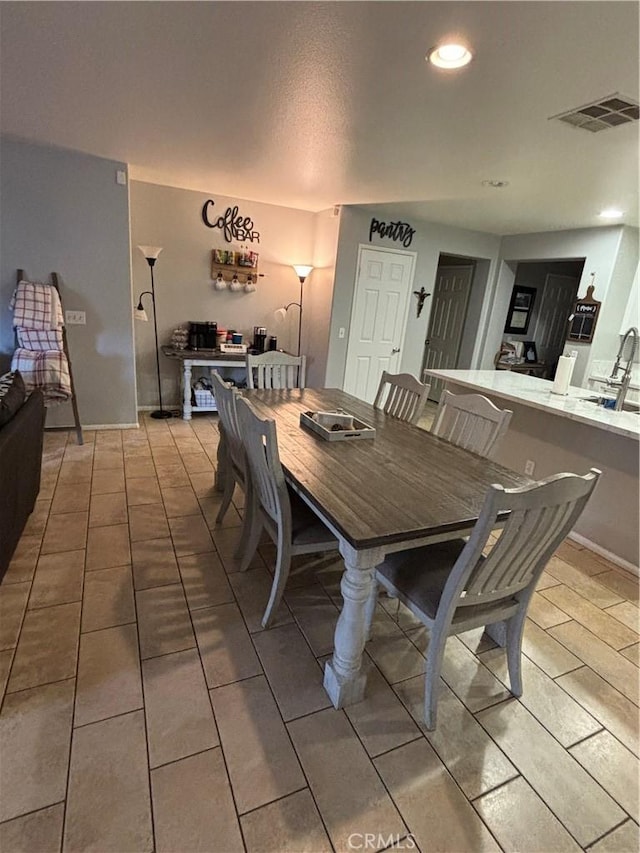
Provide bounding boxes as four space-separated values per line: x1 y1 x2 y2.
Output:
0 390 45 580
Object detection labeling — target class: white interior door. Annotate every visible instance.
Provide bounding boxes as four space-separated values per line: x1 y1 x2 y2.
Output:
343 246 415 403
533 274 579 372
422 265 474 401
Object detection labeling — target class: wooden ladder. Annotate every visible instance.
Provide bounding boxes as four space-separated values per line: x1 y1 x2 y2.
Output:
16 269 83 445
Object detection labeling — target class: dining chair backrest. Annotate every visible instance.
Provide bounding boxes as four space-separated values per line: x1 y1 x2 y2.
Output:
246 352 306 390
211 371 244 471
373 371 431 425
443 468 601 618
236 396 292 534
431 390 512 459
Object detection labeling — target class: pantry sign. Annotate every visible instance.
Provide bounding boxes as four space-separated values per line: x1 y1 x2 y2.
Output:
201 199 261 243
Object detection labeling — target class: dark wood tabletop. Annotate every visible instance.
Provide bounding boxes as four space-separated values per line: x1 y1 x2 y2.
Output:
246 388 529 551
161 346 245 362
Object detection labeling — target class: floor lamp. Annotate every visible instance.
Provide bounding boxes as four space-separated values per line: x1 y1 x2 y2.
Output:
134 245 172 419
285 264 313 356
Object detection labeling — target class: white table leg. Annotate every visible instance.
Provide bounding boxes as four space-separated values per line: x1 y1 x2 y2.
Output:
324 543 384 708
183 361 193 421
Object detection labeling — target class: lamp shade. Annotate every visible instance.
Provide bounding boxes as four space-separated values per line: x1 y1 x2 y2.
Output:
134 306 148 322
138 245 163 261
293 264 313 281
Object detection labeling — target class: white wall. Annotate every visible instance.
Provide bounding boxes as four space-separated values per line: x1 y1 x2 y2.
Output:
621 262 639 333
0 138 137 428
485 226 627 385
325 205 502 388
589 227 639 371
305 208 340 387
130 182 319 405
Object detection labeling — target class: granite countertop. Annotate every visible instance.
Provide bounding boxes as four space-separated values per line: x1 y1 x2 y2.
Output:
424 369 640 440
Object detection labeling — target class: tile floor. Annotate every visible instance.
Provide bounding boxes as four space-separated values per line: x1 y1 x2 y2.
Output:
0 413 638 853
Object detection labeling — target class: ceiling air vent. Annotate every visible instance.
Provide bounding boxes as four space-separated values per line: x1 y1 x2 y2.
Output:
550 93 639 133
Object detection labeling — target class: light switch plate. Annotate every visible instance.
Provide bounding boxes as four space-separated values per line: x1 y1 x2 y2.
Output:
116 169 127 185
65 310 86 325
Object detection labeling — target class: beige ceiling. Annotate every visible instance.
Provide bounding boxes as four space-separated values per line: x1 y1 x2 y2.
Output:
1 1 638 235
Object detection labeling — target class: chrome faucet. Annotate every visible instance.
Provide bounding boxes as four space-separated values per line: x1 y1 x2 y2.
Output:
607 326 638 411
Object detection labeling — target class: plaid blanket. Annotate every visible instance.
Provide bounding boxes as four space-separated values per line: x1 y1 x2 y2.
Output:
17 328 65 351
10 280 64 330
11 348 71 403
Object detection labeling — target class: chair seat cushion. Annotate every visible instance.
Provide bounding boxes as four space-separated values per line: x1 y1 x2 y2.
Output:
377 539 468 618
289 489 338 548
377 539 520 625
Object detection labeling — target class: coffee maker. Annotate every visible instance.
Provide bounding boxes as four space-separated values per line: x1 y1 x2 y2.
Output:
188 322 217 350
253 326 267 353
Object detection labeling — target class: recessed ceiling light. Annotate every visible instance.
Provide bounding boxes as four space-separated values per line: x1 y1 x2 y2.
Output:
427 43 473 69
482 180 510 188
598 208 624 218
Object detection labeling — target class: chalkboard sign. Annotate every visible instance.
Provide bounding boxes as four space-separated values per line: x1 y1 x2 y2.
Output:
567 284 601 343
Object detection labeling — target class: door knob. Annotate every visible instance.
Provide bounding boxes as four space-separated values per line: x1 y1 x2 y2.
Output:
392 347 400 354
424 339 430 346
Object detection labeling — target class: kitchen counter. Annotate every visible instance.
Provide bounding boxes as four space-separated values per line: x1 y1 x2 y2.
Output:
424 369 639 572
424 369 640 440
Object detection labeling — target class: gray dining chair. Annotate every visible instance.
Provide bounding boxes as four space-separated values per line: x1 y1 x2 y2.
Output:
236 396 338 628
431 390 513 459
246 351 306 390
210 372 251 554
373 371 431 425
370 468 600 729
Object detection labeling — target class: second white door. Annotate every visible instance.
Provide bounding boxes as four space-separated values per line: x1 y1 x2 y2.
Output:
343 246 415 403
422 264 474 402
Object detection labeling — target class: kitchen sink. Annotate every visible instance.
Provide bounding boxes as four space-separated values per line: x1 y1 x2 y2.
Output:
580 396 640 414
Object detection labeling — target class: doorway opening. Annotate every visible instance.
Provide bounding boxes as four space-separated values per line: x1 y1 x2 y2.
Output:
502 259 584 379
422 253 484 402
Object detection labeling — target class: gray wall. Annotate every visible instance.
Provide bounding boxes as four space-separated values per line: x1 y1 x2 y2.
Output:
325 205 501 387
130 182 317 406
0 138 137 427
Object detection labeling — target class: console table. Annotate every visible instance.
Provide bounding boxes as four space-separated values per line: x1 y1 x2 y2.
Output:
161 346 246 420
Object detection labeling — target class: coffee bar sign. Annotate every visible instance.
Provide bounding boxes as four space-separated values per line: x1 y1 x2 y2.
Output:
369 217 416 248
202 199 260 243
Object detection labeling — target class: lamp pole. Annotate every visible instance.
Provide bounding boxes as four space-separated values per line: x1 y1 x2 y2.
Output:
138 246 171 419
289 265 313 357
284 277 304 356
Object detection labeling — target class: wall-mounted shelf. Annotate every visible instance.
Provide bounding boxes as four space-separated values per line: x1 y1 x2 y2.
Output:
211 251 259 284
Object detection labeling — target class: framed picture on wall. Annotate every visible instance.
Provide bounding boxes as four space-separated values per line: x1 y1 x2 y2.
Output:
504 285 536 335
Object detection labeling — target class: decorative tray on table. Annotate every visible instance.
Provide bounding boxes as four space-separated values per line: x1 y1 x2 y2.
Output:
300 410 376 441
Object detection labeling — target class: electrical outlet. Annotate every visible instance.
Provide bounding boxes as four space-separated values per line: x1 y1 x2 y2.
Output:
65 310 86 325
524 460 536 476
338 327 346 339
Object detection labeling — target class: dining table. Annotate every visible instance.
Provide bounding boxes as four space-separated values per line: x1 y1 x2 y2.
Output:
233 388 530 708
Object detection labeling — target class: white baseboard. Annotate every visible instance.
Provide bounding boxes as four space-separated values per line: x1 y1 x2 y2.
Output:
83 423 140 431
568 531 639 577
46 423 140 431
